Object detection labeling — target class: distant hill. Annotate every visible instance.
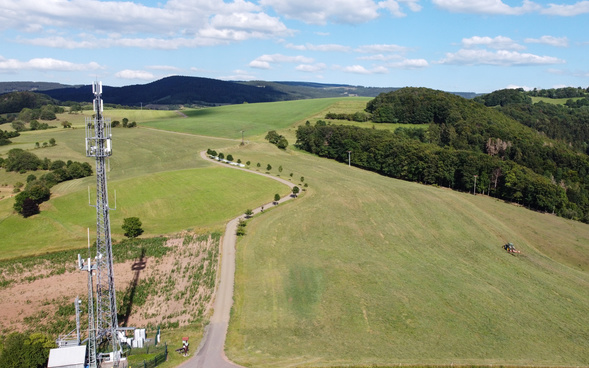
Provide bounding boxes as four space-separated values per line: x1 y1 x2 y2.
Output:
37 76 290 106
0 81 75 94
0 76 480 107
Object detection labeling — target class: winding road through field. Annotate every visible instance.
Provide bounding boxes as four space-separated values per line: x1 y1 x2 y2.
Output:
179 151 296 368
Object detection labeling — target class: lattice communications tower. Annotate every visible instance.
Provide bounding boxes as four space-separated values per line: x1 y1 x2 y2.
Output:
85 81 121 367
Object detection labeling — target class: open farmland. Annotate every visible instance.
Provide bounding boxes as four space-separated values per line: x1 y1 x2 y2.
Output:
140 98 370 139
1 97 588 367
0 111 290 258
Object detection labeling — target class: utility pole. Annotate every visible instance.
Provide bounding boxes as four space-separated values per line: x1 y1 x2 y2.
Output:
473 175 478 195
241 130 245 146
347 150 352 167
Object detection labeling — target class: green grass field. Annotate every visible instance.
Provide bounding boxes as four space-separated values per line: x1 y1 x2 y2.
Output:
0 115 289 258
1 98 589 366
530 96 583 105
226 143 589 367
0 167 288 258
141 98 369 139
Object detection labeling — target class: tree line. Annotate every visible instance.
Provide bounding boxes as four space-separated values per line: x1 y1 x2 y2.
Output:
472 88 589 153
296 121 584 220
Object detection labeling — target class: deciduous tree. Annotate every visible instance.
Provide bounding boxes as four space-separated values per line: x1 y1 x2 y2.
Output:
122 217 144 238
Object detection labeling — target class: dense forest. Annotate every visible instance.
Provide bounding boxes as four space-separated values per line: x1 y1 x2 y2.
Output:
0 91 57 114
298 87 589 223
473 88 589 153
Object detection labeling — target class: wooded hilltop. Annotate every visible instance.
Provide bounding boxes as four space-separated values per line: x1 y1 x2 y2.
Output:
297 87 589 223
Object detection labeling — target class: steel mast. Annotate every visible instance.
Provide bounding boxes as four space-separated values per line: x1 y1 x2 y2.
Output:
85 81 121 367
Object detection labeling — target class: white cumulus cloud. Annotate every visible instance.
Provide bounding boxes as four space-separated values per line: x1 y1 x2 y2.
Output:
296 63 327 72
524 35 569 47
249 54 315 69
285 43 352 52
340 64 388 74
462 36 525 50
432 0 540 15
389 58 429 69
438 49 565 66
259 0 421 24
540 1 589 15
433 0 589 16
355 44 409 53
0 55 102 72
259 0 380 24
379 0 422 17
114 69 155 80
2 0 292 50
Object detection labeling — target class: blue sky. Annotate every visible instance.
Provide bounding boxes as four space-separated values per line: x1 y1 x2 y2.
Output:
0 0 588 92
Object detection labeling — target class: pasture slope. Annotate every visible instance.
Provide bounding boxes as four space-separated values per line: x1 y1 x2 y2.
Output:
224 142 589 367
1 98 588 367
0 109 290 258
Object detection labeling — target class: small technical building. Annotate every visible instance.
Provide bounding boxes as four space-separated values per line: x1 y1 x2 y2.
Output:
47 345 87 368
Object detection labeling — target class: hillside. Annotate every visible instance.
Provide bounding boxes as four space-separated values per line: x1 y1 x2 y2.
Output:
225 141 589 367
1 97 588 367
358 87 589 222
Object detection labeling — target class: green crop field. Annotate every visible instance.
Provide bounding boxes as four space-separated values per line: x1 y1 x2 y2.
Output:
1 97 588 367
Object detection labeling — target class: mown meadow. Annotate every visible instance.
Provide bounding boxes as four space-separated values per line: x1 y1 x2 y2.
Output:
1 97 588 367
225 142 589 367
0 109 290 258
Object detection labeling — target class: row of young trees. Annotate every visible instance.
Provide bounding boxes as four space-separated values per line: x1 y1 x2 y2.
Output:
325 111 371 122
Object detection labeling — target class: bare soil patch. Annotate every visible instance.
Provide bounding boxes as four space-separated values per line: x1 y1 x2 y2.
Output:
0 233 219 336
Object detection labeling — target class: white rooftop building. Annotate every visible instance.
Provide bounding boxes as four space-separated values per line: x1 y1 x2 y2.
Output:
47 345 86 368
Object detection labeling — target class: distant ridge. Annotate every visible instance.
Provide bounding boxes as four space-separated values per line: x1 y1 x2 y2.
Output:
0 81 76 94
37 76 289 106
0 75 480 106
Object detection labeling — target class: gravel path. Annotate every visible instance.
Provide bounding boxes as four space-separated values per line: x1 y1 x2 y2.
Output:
178 151 296 368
